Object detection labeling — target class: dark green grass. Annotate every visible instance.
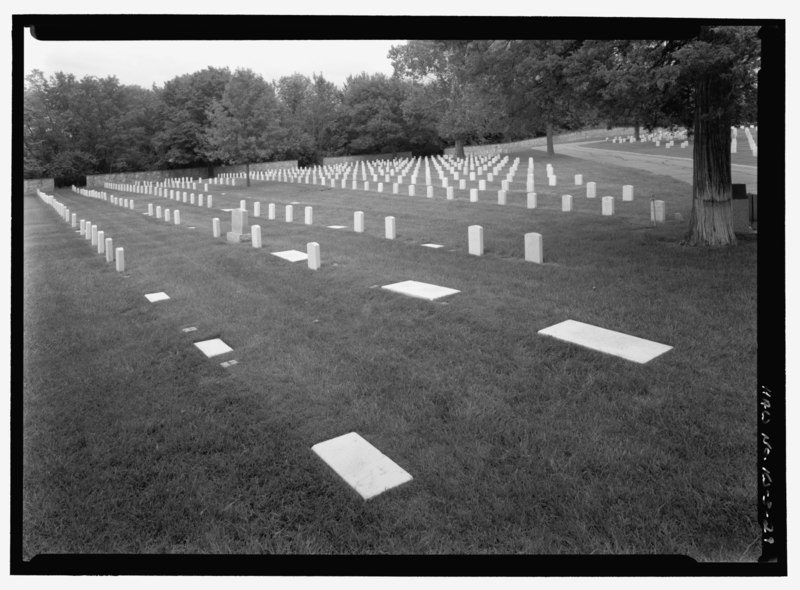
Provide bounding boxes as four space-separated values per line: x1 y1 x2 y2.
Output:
23 153 758 559
580 139 758 168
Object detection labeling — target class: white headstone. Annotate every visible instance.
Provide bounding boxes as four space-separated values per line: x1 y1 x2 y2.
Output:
393 183 399 194
97 231 105 254
207 195 213 208
549 175 557 186
115 248 125 272
622 185 634 201
148 204 154 216
71 213 77 227
354 211 365 233
498 190 506 205
586 182 597 198
409 185 416 196
91 225 98 245
575 174 583 185
213 218 221 238
561 195 573 212
174 210 180 225
651 200 666 223
427 186 434 198
527 192 537 209
602 196 615 216
251 225 262 248
305 206 313 225
285 205 294 223
165 209 171 223
524 232 543 263
254 202 261 217
468 225 484 256
105 238 113 262
307 242 321 270
385 216 396 239
470 188 478 202
156 206 162 219
446 187 454 200
268 203 276 220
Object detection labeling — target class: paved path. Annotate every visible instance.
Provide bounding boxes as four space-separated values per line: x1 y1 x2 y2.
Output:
532 142 758 193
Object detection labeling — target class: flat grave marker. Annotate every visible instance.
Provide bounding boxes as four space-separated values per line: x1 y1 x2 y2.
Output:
538 319 672 364
381 280 460 301
145 292 170 303
194 338 234 358
311 432 413 501
271 249 309 262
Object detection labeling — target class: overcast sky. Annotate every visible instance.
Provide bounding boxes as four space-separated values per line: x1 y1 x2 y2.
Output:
24 33 402 89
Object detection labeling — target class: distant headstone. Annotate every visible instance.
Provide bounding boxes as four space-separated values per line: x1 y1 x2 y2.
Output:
549 176 557 186
97 231 105 254
470 188 478 202
285 205 294 223
527 192 537 209
251 225 262 248
305 206 313 225
468 225 484 256
524 232 543 263
213 218 221 238
165 209 171 223
91 225 98 245
174 210 180 225
156 206 162 219
586 182 597 198
207 195 213 208
354 211 365 233
105 238 113 262
254 202 261 217
446 187 454 200
385 216 396 239
622 185 634 201
601 196 614 216
115 248 125 272
227 209 251 243
307 242 321 270
651 200 666 223
498 190 506 205
561 195 573 212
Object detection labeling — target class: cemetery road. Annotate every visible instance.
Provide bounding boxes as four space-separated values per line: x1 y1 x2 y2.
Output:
534 142 758 194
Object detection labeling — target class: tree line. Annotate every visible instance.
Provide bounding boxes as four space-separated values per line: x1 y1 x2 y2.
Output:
24 28 760 245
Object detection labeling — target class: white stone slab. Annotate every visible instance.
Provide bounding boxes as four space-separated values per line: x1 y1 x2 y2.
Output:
311 432 413 500
381 280 459 301
194 338 233 358
145 292 170 303
271 249 308 262
421 243 444 248
182 326 198 333
538 319 672 364
327 225 346 229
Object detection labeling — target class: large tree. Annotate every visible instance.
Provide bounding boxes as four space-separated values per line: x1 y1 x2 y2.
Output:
668 26 760 246
389 40 503 158
204 69 282 186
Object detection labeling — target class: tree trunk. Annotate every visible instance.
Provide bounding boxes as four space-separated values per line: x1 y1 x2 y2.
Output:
634 121 641 141
454 137 465 159
687 73 737 246
546 122 555 156
246 161 251 187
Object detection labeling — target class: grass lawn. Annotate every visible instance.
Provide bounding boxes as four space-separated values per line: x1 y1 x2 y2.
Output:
22 149 758 563
581 139 758 168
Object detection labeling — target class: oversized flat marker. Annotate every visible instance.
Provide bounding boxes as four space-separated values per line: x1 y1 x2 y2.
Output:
194 338 233 358
538 319 672 364
381 280 459 302
312 432 413 500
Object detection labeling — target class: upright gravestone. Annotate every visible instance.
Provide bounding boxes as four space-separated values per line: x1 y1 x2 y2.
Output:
307 242 321 270
602 196 615 216
305 206 313 225
115 248 125 272
227 209 251 243
524 232 543 263
561 195 573 212
470 188 479 203
385 216 396 239
174 210 180 225
446 187 454 200
105 238 113 263
586 182 597 199
148 204 154 216
285 205 294 223
498 190 506 205
207 195 213 208
156 206 162 219
251 225 262 248
575 174 583 185
622 185 634 201
213 218 221 238
354 211 365 233
91 225 98 245
468 225 484 256
268 204 276 220
527 192 537 209
199 194 204 207
165 209 171 223
97 231 105 254
651 200 666 223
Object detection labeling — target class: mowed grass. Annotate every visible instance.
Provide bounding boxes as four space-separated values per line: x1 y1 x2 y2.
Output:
581 139 758 168
23 149 758 560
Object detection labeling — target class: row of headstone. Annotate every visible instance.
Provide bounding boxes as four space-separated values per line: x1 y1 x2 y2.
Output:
37 189 125 271
467 224 544 263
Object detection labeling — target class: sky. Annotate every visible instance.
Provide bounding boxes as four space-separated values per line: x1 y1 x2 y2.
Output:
23 34 402 89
